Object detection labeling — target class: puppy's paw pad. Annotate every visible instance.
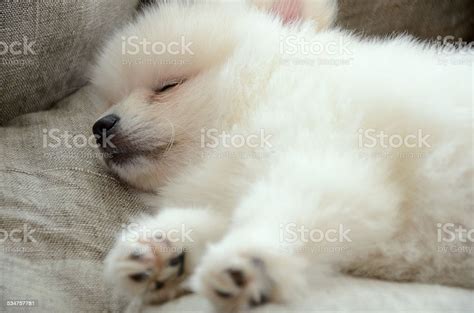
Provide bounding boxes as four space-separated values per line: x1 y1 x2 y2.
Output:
197 256 274 311
105 235 187 302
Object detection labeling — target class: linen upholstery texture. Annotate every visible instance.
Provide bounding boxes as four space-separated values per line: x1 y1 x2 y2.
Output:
0 87 152 312
0 0 473 312
0 0 139 125
337 0 474 41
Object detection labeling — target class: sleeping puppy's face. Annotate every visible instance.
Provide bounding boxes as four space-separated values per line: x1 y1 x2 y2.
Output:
91 0 336 191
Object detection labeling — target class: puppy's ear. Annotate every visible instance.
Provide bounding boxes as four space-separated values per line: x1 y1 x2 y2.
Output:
249 0 337 30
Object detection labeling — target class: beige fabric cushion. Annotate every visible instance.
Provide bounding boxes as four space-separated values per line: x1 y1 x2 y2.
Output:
0 86 152 312
0 0 139 125
337 0 474 40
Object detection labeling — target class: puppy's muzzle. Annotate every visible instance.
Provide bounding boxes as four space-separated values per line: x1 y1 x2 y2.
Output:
93 114 120 148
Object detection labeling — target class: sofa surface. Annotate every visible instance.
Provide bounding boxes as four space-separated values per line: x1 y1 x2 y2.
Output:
0 87 150 312
0 0 140 125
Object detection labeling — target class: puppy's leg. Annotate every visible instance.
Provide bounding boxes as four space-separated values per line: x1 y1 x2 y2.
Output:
192 225 308 312
193 151 402 312
105 208 228 304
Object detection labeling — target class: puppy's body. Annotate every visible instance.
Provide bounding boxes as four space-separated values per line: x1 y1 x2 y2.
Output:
91 1 473 310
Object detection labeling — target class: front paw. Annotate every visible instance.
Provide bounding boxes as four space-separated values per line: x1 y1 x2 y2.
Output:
192 244 307 312
104 227 189 304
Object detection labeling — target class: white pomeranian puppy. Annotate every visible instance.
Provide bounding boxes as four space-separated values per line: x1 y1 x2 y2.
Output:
90 0 473 311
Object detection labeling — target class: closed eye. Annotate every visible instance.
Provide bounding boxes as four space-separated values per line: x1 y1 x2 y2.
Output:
154 79 184 94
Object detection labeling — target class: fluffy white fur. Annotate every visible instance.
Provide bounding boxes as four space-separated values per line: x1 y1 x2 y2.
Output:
141 276 474 313
91 0 473 311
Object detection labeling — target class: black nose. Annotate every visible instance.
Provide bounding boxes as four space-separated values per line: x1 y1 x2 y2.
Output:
93 114 120 147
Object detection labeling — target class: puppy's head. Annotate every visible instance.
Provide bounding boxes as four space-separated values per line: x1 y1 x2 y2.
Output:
91 0 337 191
